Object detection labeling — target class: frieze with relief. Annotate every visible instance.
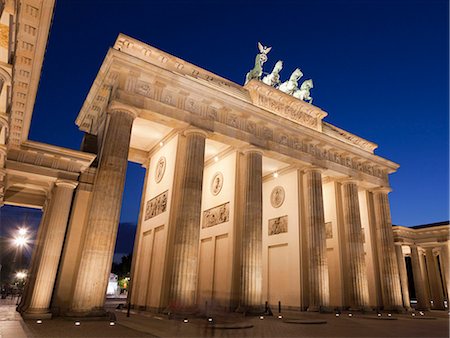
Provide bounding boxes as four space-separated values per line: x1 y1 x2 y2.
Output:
144 190 168 221
202 202 230 228
268 215 288 235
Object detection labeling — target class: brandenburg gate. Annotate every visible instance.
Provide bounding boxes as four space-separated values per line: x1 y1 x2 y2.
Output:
16 33 418 318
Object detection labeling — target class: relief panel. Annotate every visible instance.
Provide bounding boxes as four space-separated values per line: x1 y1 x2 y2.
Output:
144 190 168 221
202 202 230 228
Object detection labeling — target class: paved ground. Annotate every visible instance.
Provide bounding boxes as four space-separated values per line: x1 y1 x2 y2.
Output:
1 298 449 338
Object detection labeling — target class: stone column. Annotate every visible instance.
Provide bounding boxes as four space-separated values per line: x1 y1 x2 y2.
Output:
69 107 136 315
438 243 449 300
303 167 329 311
395 244 411 310
0 1 4 22
410 245 429 310
425 248 445 309
372 188 403 310
341 180 370 310
239 149 263 311
168 128 207 310
18 195 52 314
21 180 77 319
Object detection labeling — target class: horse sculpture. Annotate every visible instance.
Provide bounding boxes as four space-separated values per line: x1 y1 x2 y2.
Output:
293 79 314 103
245 42 272 85
278 68 303 95
262 60 283 87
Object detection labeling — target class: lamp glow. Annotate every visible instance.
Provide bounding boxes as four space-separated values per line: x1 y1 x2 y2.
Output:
16 271 27 279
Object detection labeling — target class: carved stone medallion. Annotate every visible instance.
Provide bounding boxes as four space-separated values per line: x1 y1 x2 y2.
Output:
211 172 224 196
270 186 285 208
155 156 166 183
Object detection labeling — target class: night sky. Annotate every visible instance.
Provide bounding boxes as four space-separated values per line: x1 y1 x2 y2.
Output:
5 0 449 230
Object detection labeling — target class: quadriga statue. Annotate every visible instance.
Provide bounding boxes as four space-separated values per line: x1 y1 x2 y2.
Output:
262 60 283 87
245 42 272 85
278 68 303 95
293 79 314 104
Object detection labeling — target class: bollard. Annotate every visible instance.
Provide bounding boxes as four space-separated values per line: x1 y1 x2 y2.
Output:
278 301 281 314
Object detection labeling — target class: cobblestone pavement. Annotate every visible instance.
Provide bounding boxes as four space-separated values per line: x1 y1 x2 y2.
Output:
1 298 449 338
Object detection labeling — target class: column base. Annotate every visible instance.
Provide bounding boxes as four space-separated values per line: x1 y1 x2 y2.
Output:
235 305 265 316
64 308 113 321
349 306 374 313
382 305 407 313
21 309 52 320
163 304 200 317
307 305 333 313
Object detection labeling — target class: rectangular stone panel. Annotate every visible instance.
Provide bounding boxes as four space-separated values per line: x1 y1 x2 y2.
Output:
268 215 288 235
202 202 230 228
268 244 289 305
325 222 333 239
144 190 168 221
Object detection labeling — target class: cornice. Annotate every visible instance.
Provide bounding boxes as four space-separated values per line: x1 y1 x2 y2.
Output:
7 140 96 173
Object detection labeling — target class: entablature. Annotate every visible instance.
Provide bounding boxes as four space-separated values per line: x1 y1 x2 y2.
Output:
76 34 399 186
7 140 96 172
393 224 449 246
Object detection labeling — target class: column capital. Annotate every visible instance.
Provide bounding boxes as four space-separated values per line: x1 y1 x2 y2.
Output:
240 146 264 156
182 127 209 138
302 165 324 174
55 179 78 190
339 177 360 186
432 247 441 256
107 101 139 119
371 186 392 194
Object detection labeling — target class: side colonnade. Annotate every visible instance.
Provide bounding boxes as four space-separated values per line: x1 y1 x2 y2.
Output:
394 228 449 311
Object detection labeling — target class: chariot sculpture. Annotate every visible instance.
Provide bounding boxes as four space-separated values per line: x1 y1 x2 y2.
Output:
244 43 315 104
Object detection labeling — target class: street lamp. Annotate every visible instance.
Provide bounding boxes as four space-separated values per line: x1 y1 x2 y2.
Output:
15 271 27 280
13 228 29 248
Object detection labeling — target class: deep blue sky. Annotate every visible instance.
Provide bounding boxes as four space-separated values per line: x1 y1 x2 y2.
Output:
25 0 448 226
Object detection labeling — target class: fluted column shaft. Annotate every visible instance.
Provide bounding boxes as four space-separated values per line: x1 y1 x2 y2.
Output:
21 181 77 318
373 189 403 310
410 245 429 310
425 248 444 309
18 196 52 314
439 244 449 299
70 109 135 313
342 181 369 309
304 168 329 311
395 245 411 309
169 130 206 308
239 150 263 309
